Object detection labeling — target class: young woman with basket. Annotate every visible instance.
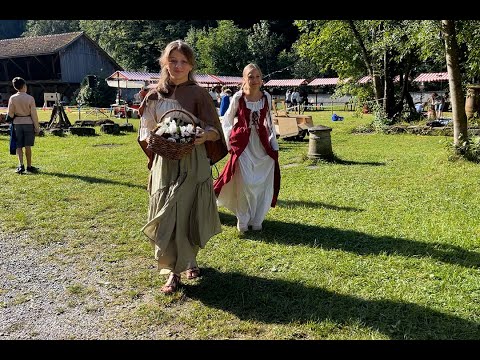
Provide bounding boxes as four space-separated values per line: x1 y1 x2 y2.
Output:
213 63 280 234
137 40 227 294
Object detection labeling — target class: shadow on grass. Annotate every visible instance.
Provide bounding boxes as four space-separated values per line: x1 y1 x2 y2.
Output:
184 268 479 339
307 153 386 166
39 171 145 189
276 199 363 212
218 212 480 269
330 153 386 166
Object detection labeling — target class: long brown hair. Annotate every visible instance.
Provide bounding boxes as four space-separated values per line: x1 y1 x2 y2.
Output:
156 40 197 93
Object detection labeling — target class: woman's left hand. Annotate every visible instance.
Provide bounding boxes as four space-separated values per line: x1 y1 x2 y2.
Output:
194 127 208 145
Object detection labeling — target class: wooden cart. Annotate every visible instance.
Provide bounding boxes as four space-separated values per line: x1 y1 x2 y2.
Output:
271 99 313 140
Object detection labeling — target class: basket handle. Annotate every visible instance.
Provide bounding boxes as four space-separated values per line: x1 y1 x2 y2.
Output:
152 108 197 134
159 108 197 123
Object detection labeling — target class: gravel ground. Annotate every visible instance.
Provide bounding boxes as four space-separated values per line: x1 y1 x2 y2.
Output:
0 230 135 340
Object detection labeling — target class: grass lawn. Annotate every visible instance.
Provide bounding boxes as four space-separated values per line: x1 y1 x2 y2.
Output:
0 107 479 339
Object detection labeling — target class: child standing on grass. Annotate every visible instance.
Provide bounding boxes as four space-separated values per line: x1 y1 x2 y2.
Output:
7 77 41 174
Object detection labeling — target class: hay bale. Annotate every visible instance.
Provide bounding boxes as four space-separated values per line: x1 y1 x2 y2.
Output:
70 126 95 136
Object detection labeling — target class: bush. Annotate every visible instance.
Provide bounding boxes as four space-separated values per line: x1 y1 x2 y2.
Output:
447 134 480 163
76 76 117 108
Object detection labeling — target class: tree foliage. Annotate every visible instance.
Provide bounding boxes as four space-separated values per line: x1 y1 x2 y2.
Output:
79 20 215 71
23 20 80 36
293 20 446 120
75 75 116 107
247 20 283 77
186 20 251 75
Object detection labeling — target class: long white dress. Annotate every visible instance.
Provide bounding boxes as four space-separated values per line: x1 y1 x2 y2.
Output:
216 90 279 229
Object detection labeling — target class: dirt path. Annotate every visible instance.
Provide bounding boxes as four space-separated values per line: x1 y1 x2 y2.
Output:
0 230 129 339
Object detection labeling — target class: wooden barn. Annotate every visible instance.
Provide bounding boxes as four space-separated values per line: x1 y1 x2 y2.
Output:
0 31 122 106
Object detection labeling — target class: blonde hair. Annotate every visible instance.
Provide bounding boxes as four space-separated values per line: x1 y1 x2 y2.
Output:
241 63 262 91
156 40 197 93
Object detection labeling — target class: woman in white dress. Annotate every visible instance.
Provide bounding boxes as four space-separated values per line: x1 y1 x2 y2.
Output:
137 40 227 294
214 63 280 234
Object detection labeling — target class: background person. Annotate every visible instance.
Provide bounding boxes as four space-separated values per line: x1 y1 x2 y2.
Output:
427 92 438 120
219 88 232 116
7 77 40 174
435 93 445 119
285 89 292 108
137 40 227 294
138 85 148 102
291 88 300 110
213 63 280 234
209 86 221 108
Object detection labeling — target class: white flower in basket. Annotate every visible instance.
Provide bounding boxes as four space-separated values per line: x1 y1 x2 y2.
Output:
148 109 198 160
155 116 196 144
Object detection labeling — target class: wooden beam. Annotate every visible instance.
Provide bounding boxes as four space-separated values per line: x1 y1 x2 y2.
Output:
2 61 9 82
26 59 31 79
7 58 27 76
33 56 51 74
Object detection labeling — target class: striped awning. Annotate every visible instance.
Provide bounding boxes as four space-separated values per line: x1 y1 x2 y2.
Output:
107 71 159 82
307 78 339 86
263 79 307 87
195 74 222 85
413 72 448 83
358 75 403 84
211 75 243 85
106 71 160 89
106 71 222 88
147 82 207 90
358 76 371 84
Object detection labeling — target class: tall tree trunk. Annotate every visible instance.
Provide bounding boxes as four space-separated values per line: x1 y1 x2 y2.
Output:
346 20 383 106
383 50 396 118
442 20 468 147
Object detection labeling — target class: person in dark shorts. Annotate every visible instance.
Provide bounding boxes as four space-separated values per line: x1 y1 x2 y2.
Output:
7 77 41 174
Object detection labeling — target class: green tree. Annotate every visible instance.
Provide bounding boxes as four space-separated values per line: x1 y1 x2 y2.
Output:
80 20 160 71
247 20 283 76
186 20 250 75
23 20 80 36
75 75 116 108
79 20 216 72
294 20 435 121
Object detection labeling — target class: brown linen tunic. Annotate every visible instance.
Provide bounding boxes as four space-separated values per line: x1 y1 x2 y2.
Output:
139 81 227 274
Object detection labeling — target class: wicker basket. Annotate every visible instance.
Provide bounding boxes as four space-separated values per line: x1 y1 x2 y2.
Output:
147 109 197 160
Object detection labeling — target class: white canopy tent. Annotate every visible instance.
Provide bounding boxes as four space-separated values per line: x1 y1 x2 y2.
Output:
106 79 145 89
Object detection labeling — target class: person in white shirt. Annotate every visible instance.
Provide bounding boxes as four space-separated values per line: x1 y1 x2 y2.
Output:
213 63 280 234
285 89 292 107
291 89 300 107
209 86 221 108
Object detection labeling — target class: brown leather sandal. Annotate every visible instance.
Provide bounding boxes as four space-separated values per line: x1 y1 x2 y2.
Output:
185 266 201 280
160 273 181 294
